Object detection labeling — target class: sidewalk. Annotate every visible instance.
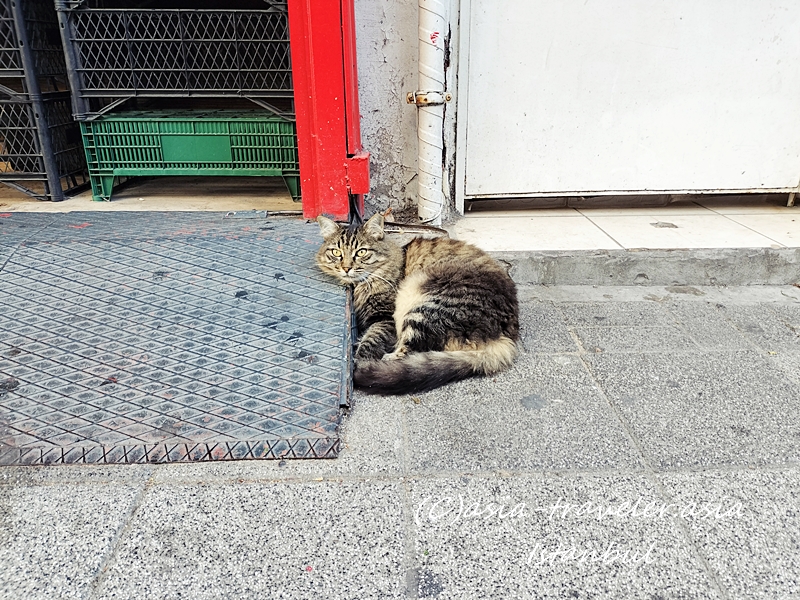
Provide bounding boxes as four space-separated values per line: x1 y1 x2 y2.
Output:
1 188 799 599
2 283 799 599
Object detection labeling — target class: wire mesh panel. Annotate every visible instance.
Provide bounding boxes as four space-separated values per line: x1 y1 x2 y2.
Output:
80 109 299 201
57 7 292 99
0 97 42 175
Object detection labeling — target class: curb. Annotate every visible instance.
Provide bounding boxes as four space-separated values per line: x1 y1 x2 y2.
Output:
496 247 800 286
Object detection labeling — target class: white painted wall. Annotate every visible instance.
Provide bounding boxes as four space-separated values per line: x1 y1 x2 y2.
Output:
353 0 420 216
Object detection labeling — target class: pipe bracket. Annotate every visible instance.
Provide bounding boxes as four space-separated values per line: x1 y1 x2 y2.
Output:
406 91 452 106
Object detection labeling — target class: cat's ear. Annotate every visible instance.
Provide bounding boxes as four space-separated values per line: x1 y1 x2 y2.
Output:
363 213 385 240
316 215 341 239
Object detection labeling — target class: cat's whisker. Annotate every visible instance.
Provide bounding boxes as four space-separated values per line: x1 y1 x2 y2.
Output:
365 272 398 291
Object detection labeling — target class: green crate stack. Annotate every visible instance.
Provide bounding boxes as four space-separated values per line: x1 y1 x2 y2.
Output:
80 110 299 202
55 2 299 202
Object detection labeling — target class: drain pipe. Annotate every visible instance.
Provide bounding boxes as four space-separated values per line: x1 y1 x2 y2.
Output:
407 0 450 225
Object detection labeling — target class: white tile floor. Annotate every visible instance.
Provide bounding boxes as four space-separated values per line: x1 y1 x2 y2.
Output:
451 195 800 251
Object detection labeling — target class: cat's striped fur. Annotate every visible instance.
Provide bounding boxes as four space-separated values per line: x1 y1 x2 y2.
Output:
315 213 519 394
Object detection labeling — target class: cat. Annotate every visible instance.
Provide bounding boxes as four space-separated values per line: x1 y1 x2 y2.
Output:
315 213 519 395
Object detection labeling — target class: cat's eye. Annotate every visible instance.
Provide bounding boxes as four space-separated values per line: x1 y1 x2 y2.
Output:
330 248 342 257
355 249 368 257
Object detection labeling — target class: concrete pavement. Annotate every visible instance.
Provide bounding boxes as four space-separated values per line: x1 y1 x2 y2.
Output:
2 284 799 599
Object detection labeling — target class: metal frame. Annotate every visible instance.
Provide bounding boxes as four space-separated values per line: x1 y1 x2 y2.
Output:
454 0 800 213
288 0 369 220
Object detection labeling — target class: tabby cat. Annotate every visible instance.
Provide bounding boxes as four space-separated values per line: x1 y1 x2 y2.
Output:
315 213 519 394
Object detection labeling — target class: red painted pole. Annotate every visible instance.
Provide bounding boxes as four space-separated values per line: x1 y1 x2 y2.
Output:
288 0 369 221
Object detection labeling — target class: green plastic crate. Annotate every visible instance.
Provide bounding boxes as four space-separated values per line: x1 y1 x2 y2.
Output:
80 110 300 202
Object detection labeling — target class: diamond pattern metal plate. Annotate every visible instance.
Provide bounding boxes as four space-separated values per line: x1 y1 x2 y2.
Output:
0 212 350 465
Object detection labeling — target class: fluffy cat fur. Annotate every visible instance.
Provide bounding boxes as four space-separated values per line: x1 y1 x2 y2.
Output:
315 213 519 395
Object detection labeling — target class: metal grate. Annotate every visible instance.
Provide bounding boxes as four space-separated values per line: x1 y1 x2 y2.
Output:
0 0 69 78
20 0 70 80
0 0 23 74
0 212 348 465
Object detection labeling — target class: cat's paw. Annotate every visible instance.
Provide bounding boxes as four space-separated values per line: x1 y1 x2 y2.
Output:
381 349 407 361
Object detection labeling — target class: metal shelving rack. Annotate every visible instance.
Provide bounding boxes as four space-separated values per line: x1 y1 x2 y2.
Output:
54 0 300 201
0 0 88 201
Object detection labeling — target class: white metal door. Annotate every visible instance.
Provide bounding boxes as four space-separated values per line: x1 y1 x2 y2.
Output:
456 0 800 208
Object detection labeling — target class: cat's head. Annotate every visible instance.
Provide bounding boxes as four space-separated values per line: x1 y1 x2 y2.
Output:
315 213 400 284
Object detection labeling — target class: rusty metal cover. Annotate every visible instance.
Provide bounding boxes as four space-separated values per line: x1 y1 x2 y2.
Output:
0 211 348 465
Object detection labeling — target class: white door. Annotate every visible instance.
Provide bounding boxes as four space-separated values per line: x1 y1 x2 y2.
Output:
456 0 800 209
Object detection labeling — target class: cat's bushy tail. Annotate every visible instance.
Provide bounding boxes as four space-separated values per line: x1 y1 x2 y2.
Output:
353 337 517 395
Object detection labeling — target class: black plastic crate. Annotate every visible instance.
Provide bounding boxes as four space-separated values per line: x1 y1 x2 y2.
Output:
1 91 87 199
0 0 88 200
55 2 293 119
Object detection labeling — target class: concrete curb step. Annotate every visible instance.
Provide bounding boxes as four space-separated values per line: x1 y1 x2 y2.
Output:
497 247 800 287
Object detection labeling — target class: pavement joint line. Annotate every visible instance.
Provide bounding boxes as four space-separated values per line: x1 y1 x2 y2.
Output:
560 303 733 600
1 462 797 487
664 303 722 352
711 210 789 248
645 474 733 600
397 381 420 599
85 467 155 600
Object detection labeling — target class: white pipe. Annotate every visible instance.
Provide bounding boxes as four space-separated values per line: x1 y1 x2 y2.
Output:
417 0 448 224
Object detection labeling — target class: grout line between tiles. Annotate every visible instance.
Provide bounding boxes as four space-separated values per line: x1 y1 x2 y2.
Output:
714 213 792 248
575 213 626 250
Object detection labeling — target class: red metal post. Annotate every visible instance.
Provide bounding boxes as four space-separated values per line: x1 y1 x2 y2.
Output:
288 0 369 221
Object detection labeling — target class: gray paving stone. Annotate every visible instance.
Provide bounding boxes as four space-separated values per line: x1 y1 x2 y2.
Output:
400 354 641 473
719 304 800 352
771 349 800 389
658 468 800 599
584 351 800 469
0 463 153 486
558 301 678 327
574 325 697 353
667 302 752 351
92 481 406 600
410 473 721 599
0 480 143 600
517 290 577 354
